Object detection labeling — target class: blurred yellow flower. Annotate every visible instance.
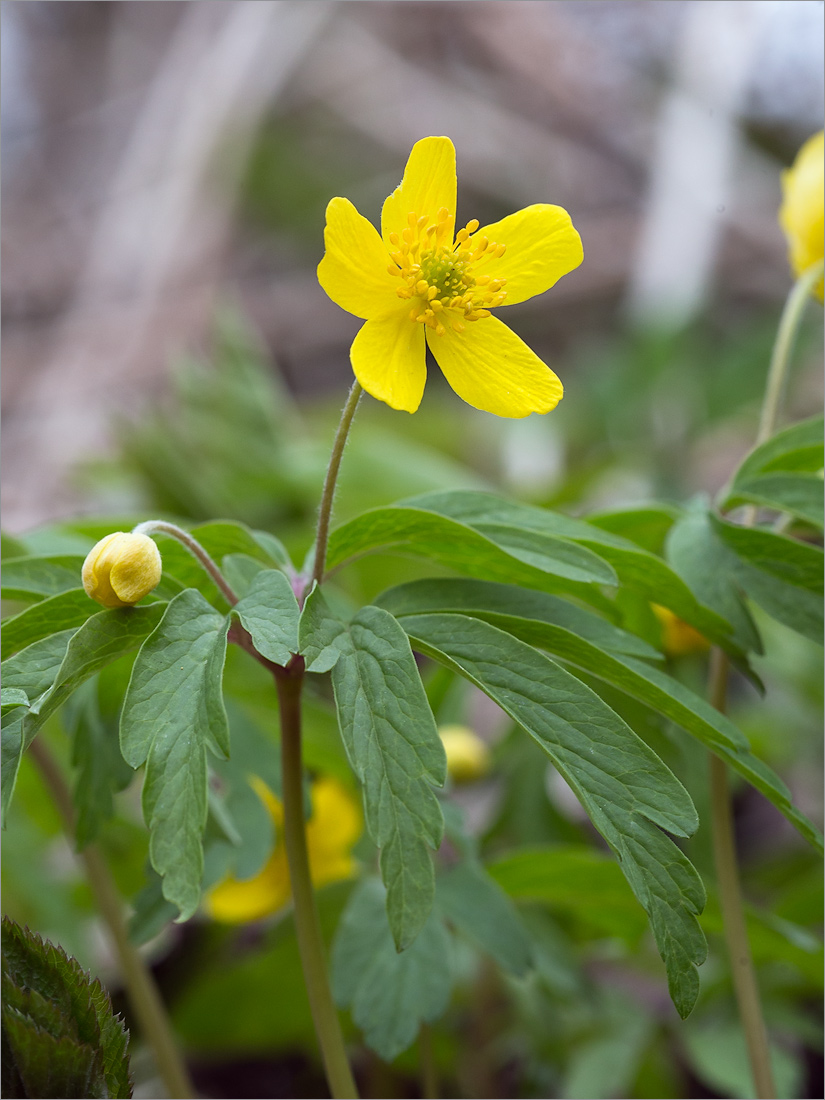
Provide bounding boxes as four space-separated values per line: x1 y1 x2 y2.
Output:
652 605 709 658
205 776 362 923
318 136 583 417
81 532 162 609
779 130 824 301
439 724 492 783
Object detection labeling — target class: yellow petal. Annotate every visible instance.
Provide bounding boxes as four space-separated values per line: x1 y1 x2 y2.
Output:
82 532 162 609
204 850 291 923
351 310 427 412
306 778 362 887
427 315 563 418
469 204 583 306
779 130 824 301
318 197 398 319
381 136 457 247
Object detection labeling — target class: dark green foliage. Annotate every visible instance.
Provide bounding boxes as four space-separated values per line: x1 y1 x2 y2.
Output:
1 918 131 1099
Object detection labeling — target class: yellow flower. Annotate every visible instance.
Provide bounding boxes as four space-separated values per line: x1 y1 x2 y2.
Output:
318 136 583 417
779 130 824 301
205 776 362 923
439 724 492 783
81 532 162 609
652 605 709 658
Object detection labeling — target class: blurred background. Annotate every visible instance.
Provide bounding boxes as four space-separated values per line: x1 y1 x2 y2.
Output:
2 0 823 533
2 3 823 1098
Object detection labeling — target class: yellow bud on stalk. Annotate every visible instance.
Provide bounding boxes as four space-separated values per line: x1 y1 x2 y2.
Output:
439 724 492 783
779 130 824 301
82 532 162 609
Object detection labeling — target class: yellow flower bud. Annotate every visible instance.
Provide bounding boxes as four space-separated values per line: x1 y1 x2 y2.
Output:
81 532 162 609
652 604 709 658
779 130 824 301
439 724 492 783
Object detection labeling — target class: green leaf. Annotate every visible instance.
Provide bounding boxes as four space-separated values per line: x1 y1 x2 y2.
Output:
1 589 97 657
24 605 167 742
435 861 533 976
667 509 762 656
723 472 824 527
66 682 133 849
711 514 823 643
299 588 446 950
376 578 661 659
189 520 292 572
331 877 453 1061
403 491 733 648
326 505 618 595
1 555 87 600
587 503 682 554
2 917 131 1099
399 611 706 1017
489 845 649 942
121 589 229 919
731 414 823 481
231 569 300 666
1 689 29 710
1 631 77 825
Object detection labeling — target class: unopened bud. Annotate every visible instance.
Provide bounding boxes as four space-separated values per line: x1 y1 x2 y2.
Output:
439 724 491 783
82 532 162 609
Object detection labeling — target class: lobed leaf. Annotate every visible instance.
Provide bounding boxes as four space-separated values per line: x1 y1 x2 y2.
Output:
331 878 453 1061
2 588 98 657
231 568 300 666
121 590 229 919
1 554 87 601
300 587 446 949
399 611 706 1016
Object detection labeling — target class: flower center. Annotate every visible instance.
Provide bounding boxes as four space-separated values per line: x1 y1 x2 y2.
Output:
386 209 508 336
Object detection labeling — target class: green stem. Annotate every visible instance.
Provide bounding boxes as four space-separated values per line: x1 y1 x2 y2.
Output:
418 1022 438 1100
131 520 238 606
704 262 821 1099
27 738 196 1100
311 381 363 586
707 654 775 1098
275 664 359 1099
755 260 823 447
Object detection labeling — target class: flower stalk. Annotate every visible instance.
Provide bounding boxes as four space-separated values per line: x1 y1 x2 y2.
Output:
27 737 196 1100
131 520 238 606
311 380 363 586
707 261 822 1100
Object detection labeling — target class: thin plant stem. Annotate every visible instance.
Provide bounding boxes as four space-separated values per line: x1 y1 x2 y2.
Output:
705 262 821 1099
312 380 363 586
756 259 823 447
275 662 359 1099
27 737 196 1100
707 654 776 1098
131 520 238 606
418 1022 439 1100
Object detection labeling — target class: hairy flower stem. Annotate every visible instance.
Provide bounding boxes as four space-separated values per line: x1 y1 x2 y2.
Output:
27 738 196 1100
275 662 359 1099
131 521 238 606
312 380 363 586
706 262 821 1099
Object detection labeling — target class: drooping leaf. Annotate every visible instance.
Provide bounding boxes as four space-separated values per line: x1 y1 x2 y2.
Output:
121 590 229 920
1 589 97 657
376 578 660 659
331 877 453 1061
401 491 733 648
231 569 300 666
1 917 131 1099
299 587 445 949
326 505 618 596
711 514 823 643
666 509 763 656
1 630 78 825
399 611 706 1016
435 861 533 976
66 681 134 850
